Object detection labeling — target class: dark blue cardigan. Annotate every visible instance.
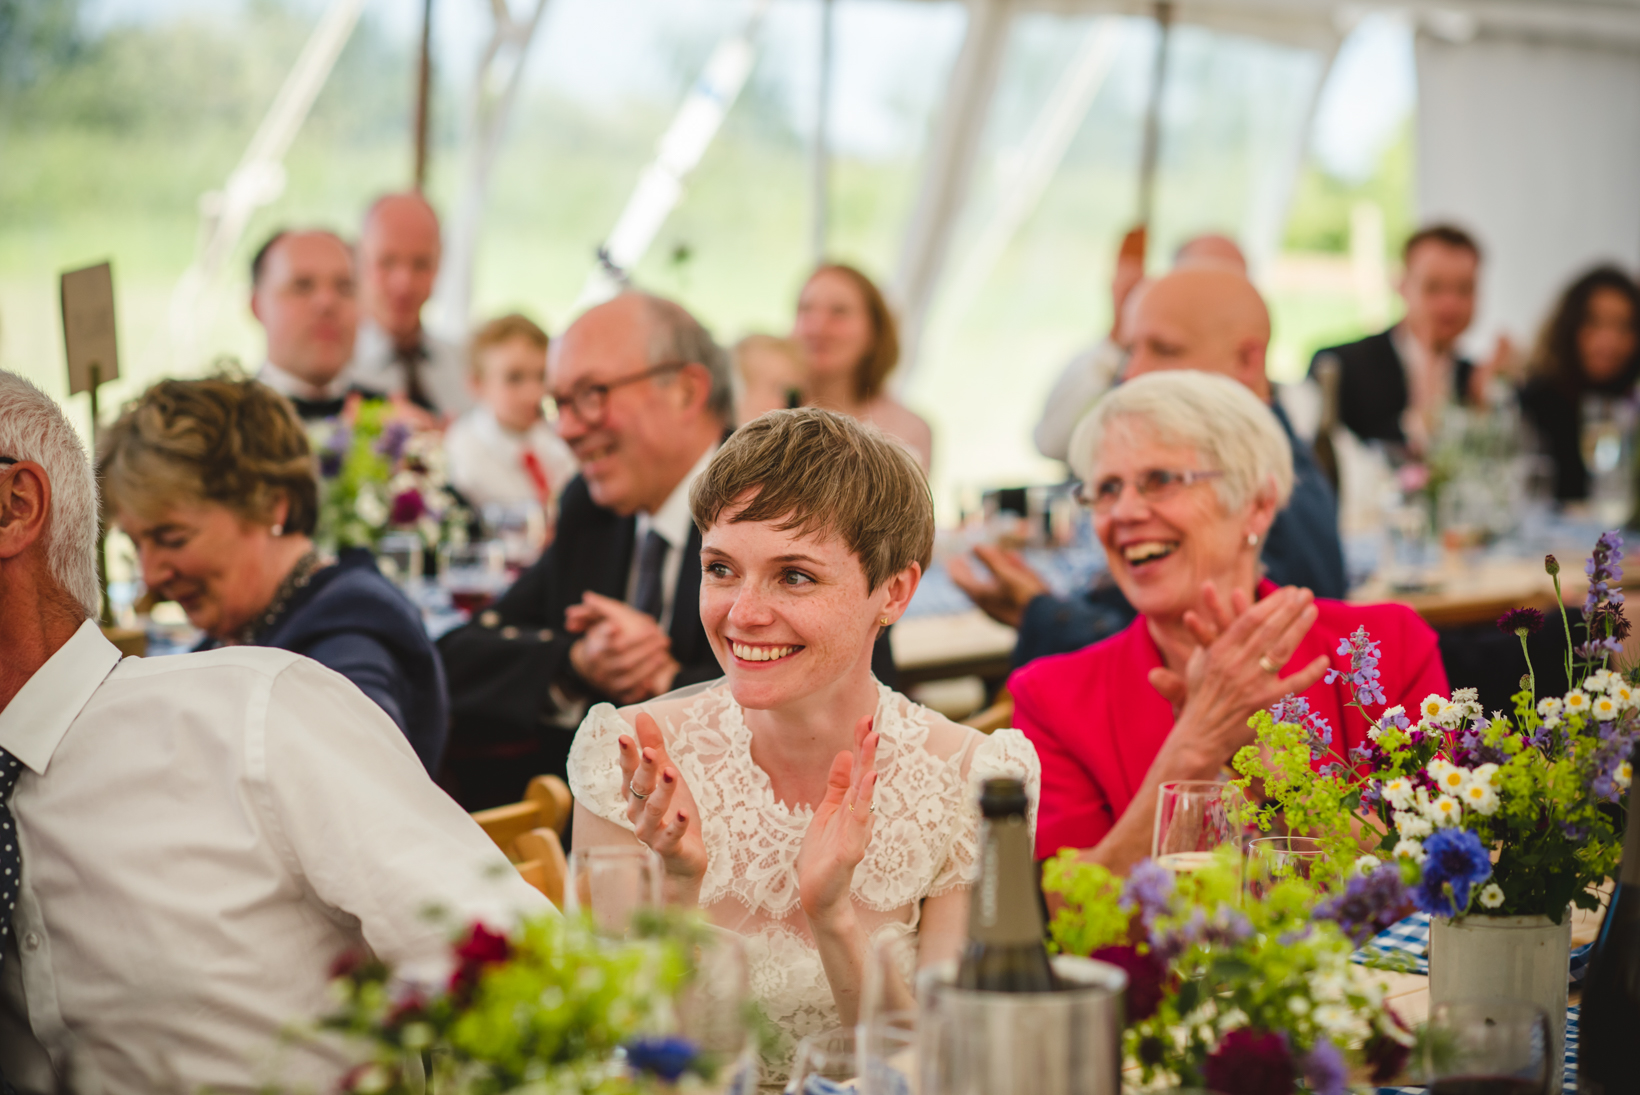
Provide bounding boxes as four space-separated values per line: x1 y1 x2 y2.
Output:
200 549 449 772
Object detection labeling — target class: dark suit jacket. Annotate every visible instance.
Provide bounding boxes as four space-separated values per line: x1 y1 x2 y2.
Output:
1010 402 1345 668
438 474 897 781
1309 326 1474 447
199 548 449 772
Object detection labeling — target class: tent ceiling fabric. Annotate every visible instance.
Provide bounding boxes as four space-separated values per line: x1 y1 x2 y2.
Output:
900 0 1640 50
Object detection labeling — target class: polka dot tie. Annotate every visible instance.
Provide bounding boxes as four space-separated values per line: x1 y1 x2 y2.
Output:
0 748 19 1095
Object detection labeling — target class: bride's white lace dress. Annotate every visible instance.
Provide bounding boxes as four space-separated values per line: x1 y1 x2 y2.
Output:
566 678 1040 1056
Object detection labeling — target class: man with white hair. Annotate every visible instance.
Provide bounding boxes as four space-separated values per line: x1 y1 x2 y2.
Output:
0 369 546 1094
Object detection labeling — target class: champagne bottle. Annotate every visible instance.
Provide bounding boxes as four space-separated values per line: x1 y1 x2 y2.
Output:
1580 745 1640 1095
957 777 1059 992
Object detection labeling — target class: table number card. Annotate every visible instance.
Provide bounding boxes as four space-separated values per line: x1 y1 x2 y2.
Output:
61 261 120 396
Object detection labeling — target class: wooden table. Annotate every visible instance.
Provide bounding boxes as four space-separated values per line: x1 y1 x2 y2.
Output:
1348 554 1588 630
892 609 1016 688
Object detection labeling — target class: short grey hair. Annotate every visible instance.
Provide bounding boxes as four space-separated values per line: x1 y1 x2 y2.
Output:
635 292 734 424
1067 371 1294 513
0 370 100 617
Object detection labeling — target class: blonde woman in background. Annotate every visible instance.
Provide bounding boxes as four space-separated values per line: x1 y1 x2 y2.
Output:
731 333 808 424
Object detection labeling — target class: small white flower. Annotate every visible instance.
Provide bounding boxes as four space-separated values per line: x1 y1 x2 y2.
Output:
1538 696 1564 719
1382 704 1406 721
1615 683 1635 707
1479 883 1505 909
1420 694 1450 722
1394 811 1433 839
1460 781 1499 816
1355 854 1381 877
1427 757 1456 784
1314 1002 1352 1034
1619 761 1634 791
1564 689 1591 713
1394 838 1427 862
1472 762 1500 786
1588 669 1616 693
1593 695 1621 721
1429 760 1471 796
1382 777 1415 810
1368 724 1382 742
1288 994 1311 1016
1312 971 1348 1001
1425 794 1463 827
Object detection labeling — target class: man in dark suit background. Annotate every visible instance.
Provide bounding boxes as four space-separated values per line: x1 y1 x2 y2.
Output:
1310 224 1502 455
438 292 734 805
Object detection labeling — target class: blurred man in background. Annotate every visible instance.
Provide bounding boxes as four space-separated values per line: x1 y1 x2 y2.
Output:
957 266 1343 665
1033 229 1248 463
1310 223 1505 455
250 229 358 421
349 192 473 420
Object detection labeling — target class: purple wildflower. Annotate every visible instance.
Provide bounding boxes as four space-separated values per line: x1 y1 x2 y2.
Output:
1301 1039 1349 1095
1584 530 1625 615
1323 626 1388 707
1270 695 1312 724
377 420 411 462
1496 607 1545 637
1381 708 1412 732
1120 859 1175 927
1152 903 1254 964
1314 864 1413 945
1412 829 1493 917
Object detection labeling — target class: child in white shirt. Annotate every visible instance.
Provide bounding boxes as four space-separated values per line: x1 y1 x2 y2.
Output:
444 313 577 521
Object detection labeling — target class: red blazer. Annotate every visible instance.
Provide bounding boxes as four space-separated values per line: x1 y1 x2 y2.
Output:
1009 580 1448 859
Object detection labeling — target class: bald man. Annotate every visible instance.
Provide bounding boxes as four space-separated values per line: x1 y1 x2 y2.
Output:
1033 230 1248 461
957 265 1345 668
348 193 474 418
251 229 360 421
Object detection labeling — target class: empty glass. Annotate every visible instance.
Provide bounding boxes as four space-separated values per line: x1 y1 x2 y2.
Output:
789 1026 858 1094
857 1010 916 1095
675 926 756 1094
1422 998 1551 1095
565 846 662 937
1245 835 1329 899
375 531 424 588
1152 780 1249 876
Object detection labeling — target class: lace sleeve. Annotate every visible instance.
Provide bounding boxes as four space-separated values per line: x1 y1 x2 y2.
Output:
566 702 637 832
930 728 1043 895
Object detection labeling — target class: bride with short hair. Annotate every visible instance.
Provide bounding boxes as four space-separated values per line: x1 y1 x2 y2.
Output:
568 408 1039 1058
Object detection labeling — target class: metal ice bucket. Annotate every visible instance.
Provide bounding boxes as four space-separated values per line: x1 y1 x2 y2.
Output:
916 955 1127 1095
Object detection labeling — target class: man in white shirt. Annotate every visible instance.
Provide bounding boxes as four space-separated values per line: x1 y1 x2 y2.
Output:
348 193 473 420
250 228 361 421
0 369 547 1094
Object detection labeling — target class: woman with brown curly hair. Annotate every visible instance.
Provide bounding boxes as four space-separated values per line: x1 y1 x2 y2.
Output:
1518 264 1640 502
99 377 448 771
792 263 933 472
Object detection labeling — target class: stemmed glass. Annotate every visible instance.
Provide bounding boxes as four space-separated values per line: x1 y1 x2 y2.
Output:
565 846 662 937
1152 780 1250 875
1422 998 1551 1095
1244 835 1328 900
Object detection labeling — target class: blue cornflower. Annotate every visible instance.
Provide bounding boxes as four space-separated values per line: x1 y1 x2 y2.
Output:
1413 829 1493 917
624 1036 700 1083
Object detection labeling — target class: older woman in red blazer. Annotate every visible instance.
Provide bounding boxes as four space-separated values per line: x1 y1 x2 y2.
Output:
1011 371 1447 871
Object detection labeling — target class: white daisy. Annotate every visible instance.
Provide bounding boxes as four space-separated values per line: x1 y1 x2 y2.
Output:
1314 1003 1353 1034
1564 689 1591 714
1538 696 1564 719
1619 761 1633 791
1381 777 1415 810
1430 761 1471 796
1592 695 1621 721
1355 855 1381 877
1479 883 1505 909
1394 811 1433 839
1614 683 1635 707
1460 781 1499 816
1288 994 1311 1016
1588 669 1616 693
1393 838 1427 862
1420 694 1451 723
1425 794 1463 827
1472 762 1500 786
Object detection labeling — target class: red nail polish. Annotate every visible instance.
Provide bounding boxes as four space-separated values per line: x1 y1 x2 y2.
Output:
663 772 674 784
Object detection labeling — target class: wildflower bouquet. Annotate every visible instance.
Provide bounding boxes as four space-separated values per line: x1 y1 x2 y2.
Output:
319 913 741 1094
1043 848 1414 1095
1232 531 1636 922
313 397 468 553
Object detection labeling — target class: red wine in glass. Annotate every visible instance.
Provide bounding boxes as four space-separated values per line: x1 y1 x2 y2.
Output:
450 589 495 615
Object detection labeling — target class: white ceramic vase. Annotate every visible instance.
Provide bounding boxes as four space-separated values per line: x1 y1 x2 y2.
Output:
1428 912 1572 1091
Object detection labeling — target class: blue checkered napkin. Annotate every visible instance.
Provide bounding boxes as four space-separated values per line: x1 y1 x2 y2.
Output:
1353 914 1595 984
1374 1005 1580 1095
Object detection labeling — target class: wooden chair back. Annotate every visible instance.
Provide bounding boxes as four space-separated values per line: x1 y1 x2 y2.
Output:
514 827 569 909
472 774 572 855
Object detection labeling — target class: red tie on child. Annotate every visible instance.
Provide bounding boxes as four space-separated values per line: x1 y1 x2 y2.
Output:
521 449 552 507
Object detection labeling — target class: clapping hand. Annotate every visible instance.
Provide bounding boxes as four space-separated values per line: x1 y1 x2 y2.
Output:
618 712 707 887
948 544 1050 629
1148 583 1329 770
568 592 680 703
796 716 879 930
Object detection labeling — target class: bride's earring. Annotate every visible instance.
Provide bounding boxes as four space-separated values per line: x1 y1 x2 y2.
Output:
1246 532 1258 547
271 523 284 537
880 616 891 626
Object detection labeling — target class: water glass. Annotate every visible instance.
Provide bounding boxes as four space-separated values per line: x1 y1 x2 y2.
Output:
565 846 662 937
1422 998 1551 1095
676 927 757 1094
376 531 424 587
789 1026 858 1094
1152 780 1249 874
857 1011 916 1095
1245 835 1329 899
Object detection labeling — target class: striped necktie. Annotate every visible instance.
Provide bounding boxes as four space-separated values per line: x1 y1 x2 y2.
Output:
0 748 22 1095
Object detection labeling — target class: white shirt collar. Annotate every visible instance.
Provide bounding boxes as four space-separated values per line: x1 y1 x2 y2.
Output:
0 619 120 775
257 360 349 402
640 443 718 549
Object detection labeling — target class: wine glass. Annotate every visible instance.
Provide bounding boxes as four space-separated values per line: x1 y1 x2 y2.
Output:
1244 835 1328 900
1152 780 1248 874
676 927 756 1094
857 1011 917 1095
1422 998 1551 1095
789 1026 858 1093
565 846 662 937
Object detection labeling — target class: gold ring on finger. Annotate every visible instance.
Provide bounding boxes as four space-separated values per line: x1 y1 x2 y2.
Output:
1258 654 1280 674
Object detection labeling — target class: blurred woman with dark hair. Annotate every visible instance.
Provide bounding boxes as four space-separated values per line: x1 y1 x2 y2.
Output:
1519 265 1640 501
792 263 933 472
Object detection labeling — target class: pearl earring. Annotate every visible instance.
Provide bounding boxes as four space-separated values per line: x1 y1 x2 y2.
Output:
1246 532 1258 547
271 524 284 537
